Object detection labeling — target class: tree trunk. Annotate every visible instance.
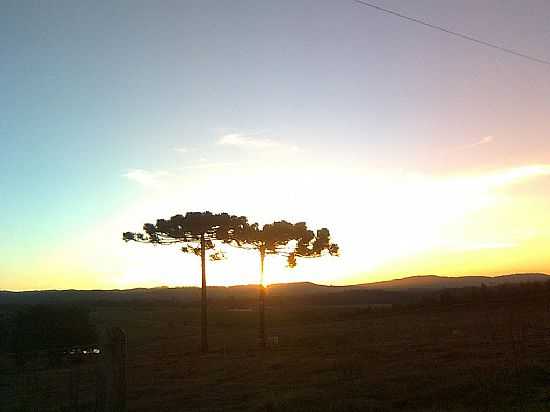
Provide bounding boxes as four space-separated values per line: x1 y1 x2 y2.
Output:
200 233 208 353
259 245 266 348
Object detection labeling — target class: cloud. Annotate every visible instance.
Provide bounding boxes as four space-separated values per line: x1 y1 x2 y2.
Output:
218 133 300 152
174 147 190 153
122 169 169 186
426 164 550 196
458 135 494 150
481 164 550 187
475 135 494 146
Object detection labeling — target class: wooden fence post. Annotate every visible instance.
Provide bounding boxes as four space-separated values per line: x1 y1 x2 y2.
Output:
96 327 127 412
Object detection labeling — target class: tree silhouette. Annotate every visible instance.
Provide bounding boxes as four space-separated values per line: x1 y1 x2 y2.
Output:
227 220 339 348
123 211 241 353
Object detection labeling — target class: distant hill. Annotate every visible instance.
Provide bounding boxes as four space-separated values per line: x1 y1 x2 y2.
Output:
359 273 550 291
1 273 548 305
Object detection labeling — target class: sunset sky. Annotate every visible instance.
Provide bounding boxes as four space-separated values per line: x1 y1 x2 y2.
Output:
2 0 549 291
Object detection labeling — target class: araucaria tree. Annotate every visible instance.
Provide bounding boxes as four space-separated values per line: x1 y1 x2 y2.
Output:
123 211 241 353
227 220 339 348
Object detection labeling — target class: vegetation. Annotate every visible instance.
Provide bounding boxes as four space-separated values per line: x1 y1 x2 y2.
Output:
124 212 339 350
4 281 550 411
123 211 244 352
10 305 96 366
225 220 339 347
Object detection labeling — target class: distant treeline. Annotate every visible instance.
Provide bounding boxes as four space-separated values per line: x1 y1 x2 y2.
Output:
408 280 550 309
279 281 550 309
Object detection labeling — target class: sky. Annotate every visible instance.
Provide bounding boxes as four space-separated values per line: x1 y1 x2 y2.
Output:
1 0 550 291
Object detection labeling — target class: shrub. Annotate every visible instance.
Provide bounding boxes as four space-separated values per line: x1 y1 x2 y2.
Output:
11 305 96 366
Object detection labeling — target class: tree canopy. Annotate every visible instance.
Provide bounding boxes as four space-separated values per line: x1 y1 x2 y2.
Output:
226 220 339 266
123 211 247 260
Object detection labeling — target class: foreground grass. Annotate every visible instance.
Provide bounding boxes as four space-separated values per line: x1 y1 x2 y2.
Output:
5 300 550 411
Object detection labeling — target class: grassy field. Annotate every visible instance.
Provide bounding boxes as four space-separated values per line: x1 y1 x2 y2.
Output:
4 298 550 411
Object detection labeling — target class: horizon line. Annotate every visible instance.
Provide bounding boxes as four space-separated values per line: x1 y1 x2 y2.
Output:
2 272 548 293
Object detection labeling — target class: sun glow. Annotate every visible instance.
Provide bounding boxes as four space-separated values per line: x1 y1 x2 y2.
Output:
14 162 550 292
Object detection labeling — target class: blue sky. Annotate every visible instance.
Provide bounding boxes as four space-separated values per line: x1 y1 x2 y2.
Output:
2 1 550 290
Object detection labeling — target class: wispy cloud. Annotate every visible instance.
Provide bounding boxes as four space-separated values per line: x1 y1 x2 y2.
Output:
218 133 300 152
474 135 494 146
122 169 169 186
481 164 550 187
459 135 494 150
174 147 190 154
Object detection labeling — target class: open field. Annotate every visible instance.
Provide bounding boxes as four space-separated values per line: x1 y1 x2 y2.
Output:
4 293 550 412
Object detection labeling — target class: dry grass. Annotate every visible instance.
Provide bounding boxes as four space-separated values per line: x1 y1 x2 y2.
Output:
4 301 550 411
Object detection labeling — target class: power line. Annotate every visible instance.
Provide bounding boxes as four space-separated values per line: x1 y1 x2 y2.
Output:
352 0 550 67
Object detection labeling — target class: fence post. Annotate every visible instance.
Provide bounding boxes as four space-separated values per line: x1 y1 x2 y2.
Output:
97 327 127 412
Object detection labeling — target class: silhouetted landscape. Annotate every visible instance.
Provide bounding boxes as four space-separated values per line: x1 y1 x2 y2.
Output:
2 273 549 305
4 274 550 411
